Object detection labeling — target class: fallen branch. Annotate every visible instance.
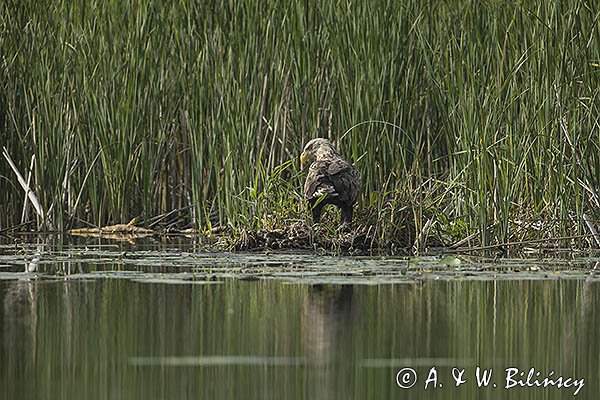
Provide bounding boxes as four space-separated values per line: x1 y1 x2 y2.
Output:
69 218 154 237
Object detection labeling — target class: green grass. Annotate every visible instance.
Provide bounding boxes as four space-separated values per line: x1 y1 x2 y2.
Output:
1 0 600 249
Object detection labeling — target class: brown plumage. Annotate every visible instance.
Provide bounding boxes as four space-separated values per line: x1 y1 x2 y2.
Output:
300 138 361 226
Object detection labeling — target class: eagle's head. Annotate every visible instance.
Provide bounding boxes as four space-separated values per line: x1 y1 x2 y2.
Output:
300 138 337 167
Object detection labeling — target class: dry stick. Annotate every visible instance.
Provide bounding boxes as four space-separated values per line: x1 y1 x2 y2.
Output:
147 205 193 229
21 154 35 223
448 230 480 249
2 147 46 225
452 233 595 253
0 220 33 235
582 213 600 247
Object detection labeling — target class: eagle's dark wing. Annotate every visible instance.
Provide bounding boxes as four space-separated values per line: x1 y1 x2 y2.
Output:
304 157 360 205
328 158 360 204
304 160 336 201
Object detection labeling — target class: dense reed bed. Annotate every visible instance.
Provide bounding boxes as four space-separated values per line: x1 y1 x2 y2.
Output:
1 1 600 249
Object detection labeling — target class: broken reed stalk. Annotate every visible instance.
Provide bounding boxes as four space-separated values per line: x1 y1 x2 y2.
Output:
21 154 35 224
2 147 47 229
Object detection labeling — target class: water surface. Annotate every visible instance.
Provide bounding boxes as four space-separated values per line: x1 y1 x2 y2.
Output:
1 237 599 399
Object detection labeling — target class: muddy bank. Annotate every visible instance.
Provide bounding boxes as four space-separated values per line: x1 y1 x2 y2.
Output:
232 221 426 254
5 216 590 255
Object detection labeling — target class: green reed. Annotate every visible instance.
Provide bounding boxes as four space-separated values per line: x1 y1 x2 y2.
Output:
1 0 599 248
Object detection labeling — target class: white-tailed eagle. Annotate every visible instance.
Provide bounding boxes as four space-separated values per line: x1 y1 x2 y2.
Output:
300 138 361 226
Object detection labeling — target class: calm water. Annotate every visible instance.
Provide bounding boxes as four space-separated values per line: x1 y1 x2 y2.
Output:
1 238 599 399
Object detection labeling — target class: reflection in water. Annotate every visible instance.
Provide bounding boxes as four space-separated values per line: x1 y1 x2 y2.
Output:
1 268 599 400
3 280 38 382
303 285 355 399
303 285 355 363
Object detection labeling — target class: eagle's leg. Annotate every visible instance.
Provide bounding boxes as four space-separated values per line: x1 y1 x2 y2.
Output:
340 205 353 227
310 201 324 224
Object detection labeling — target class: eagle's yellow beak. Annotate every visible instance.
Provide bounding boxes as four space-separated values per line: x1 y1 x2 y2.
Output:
300 151 310 168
